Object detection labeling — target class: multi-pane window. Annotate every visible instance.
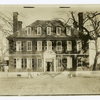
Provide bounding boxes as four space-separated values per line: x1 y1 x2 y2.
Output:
77 40 82 52
37 27 42 35
27 41 32 51
77 57 83 67
47 27 51 35
16 41 23 51
27 27 31 35
37 41 42 51
67 57 72 68
56 41 62 51
14 59 16 68
25 59 27 68
57 58 62 67
44 41 47 50
67 41 72 51
16 58 21 69
37 58 42 67
27 58 32 69
16 41 21 51
66 27 71 36
56 27 61 35
47 41 52 50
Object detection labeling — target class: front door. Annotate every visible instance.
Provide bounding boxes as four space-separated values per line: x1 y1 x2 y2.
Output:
47 61 54 72
47 62 50 71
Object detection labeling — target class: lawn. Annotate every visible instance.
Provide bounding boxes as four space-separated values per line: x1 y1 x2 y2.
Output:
0 75 100 95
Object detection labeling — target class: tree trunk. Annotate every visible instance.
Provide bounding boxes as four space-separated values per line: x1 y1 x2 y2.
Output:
93 39 98 70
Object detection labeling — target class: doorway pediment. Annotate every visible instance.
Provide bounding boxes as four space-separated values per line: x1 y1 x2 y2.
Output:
43 50 56 58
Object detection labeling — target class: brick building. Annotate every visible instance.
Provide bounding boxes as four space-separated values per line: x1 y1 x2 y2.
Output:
7 12 89 72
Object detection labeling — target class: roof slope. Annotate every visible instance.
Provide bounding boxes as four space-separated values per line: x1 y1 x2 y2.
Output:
7 20 79 39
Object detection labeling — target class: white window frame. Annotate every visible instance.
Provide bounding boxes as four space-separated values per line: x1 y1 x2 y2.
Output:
66 27 71 36
56 41 62 51
47 27 51 35
37 27 42 35
56 27 61 35
37 41 42 51
27 58 32 69
16 58 21 69
27 41 32 51
67 57 72 68
37 58 42 68
47 41 52 51
27 27 31 35
16 41 21 51
67 41 72 51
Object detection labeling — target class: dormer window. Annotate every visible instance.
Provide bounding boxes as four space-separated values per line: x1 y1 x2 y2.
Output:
27 27 31 35
37 27 42 35
56 27 61 35
66 27 71 36
47 27 51 35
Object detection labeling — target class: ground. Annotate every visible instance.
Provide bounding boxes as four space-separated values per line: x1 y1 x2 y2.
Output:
0 74 100 95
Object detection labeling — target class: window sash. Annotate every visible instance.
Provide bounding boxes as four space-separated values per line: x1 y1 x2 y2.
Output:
37 41 42 51
27 58 32 68
66 27 71 36
27 41 32 51
67 57 72 68
16 58 21 69
37 27 42 35
47 27 51 35
56 27 61 35
67 41 72 51
16 41 21 51
27 27 31 35
47 41 52 50
37 58 42 67
56 41 62 51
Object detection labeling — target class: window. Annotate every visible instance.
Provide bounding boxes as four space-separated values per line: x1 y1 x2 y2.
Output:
37 58 42 67
25 59 27 68
66 27 71 36
77 40 82 52
14 59 16 68
44 41 47 50
57 57 62 67
16 41 23 51
16 58 21 69
27 27 31 35
67 41 72 51
16 41 21 51
56 41 62 51
47 41 52 50
37 27 42 35
27 58 32 69
77 57 83 67
47 27 51 35
37 41 42 51
56 27 61 35
27 41 32 51
67 57 72 68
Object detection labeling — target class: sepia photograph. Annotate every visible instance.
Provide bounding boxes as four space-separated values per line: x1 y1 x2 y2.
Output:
0 4 100 96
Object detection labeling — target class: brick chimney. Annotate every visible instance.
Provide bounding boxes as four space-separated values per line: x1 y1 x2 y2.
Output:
17 21 22 30
13 12 18 33
78 12 83 33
